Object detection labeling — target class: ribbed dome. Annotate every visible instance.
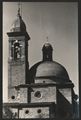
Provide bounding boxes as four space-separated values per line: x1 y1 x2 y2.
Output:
29 61 70 83
10 13 26 32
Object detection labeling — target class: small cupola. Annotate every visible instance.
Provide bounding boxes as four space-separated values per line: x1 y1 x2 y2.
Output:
42 42 53 61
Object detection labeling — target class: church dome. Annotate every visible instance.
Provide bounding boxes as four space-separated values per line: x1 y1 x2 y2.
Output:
29 43 70 83
10 11 26 32
29 61 70 83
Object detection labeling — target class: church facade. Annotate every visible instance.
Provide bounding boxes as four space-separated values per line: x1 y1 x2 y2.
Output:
3 8 79 120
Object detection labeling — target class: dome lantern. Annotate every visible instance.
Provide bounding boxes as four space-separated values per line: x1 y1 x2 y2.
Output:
42 42 53 61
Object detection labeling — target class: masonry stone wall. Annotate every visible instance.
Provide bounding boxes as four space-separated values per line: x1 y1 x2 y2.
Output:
35 79 55 84
8 63 25 87
19 107 49 118
8 87 28 103
31 86 56 103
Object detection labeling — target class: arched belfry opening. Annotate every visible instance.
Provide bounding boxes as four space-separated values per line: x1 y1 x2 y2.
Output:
13 40 21 60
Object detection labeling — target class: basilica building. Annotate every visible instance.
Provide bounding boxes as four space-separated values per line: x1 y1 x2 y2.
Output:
3 8 79 120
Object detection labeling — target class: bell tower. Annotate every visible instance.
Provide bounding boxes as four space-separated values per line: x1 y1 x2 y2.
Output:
7 7 30 102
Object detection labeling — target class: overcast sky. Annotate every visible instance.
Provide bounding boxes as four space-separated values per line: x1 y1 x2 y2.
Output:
3 2 78 102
